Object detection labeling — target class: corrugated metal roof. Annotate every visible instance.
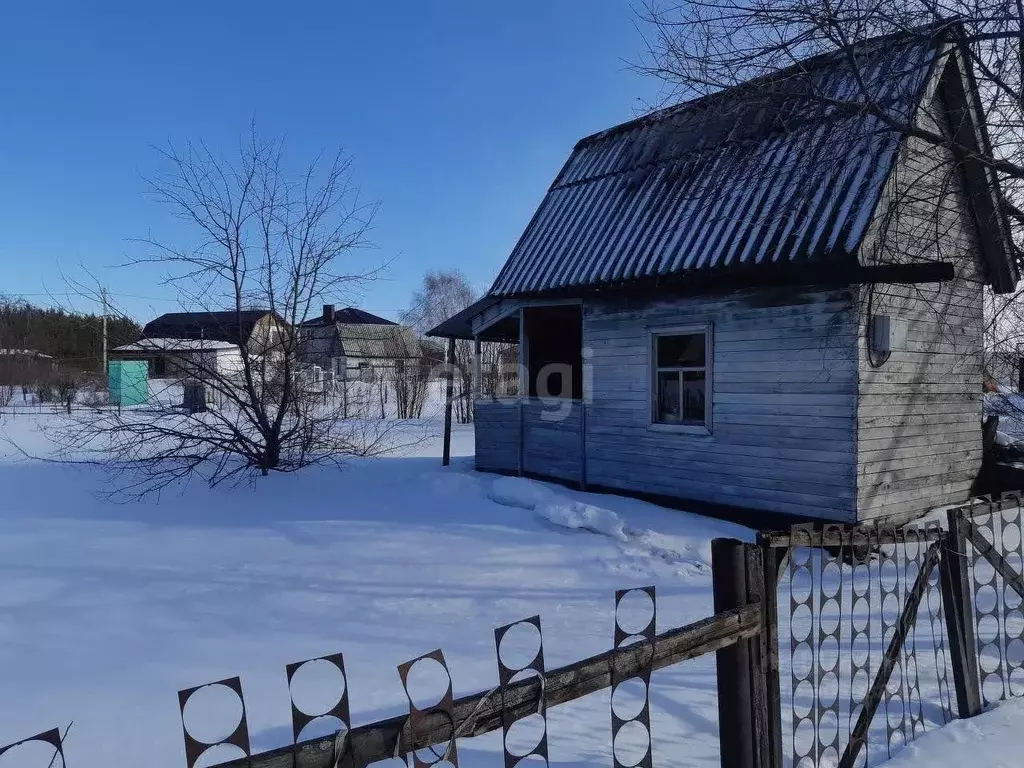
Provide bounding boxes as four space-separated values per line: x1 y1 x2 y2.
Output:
337 324 421 360
489 31 946 297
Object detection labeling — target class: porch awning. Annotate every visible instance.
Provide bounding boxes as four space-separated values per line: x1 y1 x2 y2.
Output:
425 296 520 342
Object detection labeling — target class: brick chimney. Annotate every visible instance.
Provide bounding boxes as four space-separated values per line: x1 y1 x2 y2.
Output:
323 304 336 323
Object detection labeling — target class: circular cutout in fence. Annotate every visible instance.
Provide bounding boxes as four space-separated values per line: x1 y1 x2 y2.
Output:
791 605 812 642
852 598 870 632
880 559 899 592
818 671 839 708
976 585 999 616
793 680 813 719
817 710 839 748
194 743 247 768
818 636 839 671
290 658 346 718
182 683 244 746
905 561 919 588
612 720 650 768
935 648 947 675
885 662 903 696
792 642 813 681
403 657 451 711
1007 638 1024 667
905 656 918 690
616 590 655 636
851 669 869 702
790 567 812 604
611 677 648 721
978 614 1000 645
904 533 921 560
889 728 906 753
498 621 542 671
505 713 546 758
793 717 815 758
882 593 900 624
820 561 841 598
974 557 995 585
852 637 869 667
979 644 1002 675
1004 523 1022 553
819 599 840 635
1007 583 1024 612
296 715 347 744
1010 666 1024 697
886 695 905 729
983 674 1006 705
0 739 64 768
791 544 812 568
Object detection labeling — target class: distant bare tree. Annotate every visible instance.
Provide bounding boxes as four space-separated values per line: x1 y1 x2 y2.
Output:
391 357 431 419
52 130 416 496
636 1 1024 440
404 270 477 423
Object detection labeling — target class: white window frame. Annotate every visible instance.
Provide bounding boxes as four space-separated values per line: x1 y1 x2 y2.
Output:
648 323 713 435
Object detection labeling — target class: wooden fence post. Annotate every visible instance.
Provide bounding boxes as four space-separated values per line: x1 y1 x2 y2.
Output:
714 538 775 768
754 536 784 768
441 337 455 467
939 508 983 719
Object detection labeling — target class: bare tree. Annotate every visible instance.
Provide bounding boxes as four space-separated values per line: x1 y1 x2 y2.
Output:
638 1 1024 429
404 270 477 423
391 357 431 419
54 130 415 495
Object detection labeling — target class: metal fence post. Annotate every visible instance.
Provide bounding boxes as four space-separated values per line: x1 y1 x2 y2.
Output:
939 507 982 718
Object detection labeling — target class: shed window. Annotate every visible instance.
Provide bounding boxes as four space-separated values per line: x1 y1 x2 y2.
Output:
652 328 711 429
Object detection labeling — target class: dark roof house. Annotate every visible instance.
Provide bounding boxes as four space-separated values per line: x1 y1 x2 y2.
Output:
298 305 421 379
430 25 1018 525
143 310 284 347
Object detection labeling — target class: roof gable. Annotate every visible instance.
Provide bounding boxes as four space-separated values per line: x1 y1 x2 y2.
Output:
143 310 278 346
489 31 948 297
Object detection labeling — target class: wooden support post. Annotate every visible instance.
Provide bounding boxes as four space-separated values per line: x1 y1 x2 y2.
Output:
755 536 784 768
713 538 756 768
840 544 941 768
472 336 482 400
441 337 455 467
941 509 983 719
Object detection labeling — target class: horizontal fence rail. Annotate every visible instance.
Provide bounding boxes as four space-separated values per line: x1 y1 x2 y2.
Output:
209 601 762 768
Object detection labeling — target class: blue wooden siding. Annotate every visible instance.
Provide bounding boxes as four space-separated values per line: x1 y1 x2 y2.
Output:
582 290 859 521
474 399 584 483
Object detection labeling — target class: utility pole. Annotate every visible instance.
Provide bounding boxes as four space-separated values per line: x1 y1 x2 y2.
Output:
101 286 108 376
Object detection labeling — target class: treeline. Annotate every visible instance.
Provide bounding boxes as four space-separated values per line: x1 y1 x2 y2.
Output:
0 297 140 367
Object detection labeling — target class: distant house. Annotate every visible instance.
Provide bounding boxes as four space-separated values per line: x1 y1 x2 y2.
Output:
428 27 1019 525
142 310 287 358
110 338 244 379
298 305 421 382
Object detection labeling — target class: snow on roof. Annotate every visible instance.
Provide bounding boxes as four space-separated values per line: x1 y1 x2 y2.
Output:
113 338 239 353
0 349 53 358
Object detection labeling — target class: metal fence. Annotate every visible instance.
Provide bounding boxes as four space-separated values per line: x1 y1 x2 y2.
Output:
9 495 1024 768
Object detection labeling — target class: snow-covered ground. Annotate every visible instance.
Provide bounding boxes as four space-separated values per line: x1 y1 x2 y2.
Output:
885 696 1024 768
0 410 749 768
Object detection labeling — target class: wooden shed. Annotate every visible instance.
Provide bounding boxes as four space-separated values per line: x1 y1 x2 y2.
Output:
429 27 1020 525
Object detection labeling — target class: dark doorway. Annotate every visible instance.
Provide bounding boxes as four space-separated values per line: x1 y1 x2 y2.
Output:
524 305 582 399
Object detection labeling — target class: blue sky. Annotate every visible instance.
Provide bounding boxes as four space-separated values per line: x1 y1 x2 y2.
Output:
0 1 660 322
